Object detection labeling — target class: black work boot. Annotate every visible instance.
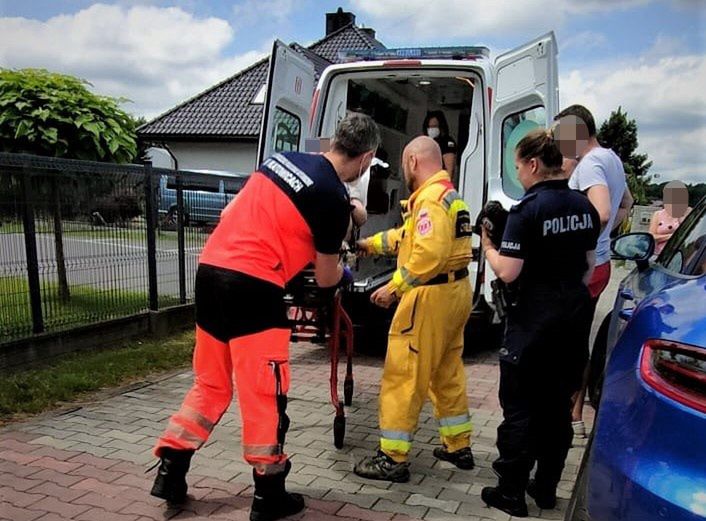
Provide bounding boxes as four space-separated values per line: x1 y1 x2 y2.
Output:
433 446 475 470
481 486 528 517
250 460 305 521
353 450 410 483
526 478 558 509
150 448 194 504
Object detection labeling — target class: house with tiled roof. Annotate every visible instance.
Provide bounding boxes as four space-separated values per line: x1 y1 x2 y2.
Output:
138 8 384 173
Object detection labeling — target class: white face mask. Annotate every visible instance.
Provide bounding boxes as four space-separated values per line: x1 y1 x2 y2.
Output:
427 127 440 139
348 168 366 189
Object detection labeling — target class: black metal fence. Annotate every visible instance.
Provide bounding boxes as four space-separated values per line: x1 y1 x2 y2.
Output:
0 152 245 344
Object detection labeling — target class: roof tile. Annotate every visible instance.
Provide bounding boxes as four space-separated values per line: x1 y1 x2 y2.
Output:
139 24 384 139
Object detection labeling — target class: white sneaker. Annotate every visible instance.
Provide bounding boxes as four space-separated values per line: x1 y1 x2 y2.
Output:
572 420 586 438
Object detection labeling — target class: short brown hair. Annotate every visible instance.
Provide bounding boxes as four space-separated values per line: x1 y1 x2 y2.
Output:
331 113 381 158
554 104 596 136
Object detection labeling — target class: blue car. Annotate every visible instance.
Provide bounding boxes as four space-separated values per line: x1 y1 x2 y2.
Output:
158 170 249 226
566 196 706 521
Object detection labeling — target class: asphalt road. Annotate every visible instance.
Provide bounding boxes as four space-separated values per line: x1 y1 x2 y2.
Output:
590 262 631 346
0 232 202 299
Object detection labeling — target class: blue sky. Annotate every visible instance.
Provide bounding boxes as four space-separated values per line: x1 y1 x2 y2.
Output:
0 0 704 182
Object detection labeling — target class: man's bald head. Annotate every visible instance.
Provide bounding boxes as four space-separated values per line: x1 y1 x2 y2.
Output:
402 136 443 192
404 136 443 170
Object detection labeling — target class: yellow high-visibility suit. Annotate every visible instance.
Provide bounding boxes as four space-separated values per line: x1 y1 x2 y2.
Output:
361 171 473 462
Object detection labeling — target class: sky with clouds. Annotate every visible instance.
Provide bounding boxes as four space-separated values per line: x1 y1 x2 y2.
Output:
0 0 704 182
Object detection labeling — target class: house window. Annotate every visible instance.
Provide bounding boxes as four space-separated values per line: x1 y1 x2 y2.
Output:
501 106 546 200
252 84 266 104
272 107 301 153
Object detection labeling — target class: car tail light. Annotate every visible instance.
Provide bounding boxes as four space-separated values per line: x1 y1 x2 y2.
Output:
640 339 706 414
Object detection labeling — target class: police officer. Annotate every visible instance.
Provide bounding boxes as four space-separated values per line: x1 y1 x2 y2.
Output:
149 114 380 521
353 136 474 482
480 129 600 517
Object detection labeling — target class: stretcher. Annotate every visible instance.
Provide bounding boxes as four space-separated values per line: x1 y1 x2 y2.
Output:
284 269 354 449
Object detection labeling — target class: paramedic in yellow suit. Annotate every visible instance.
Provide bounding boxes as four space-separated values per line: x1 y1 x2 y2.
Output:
353 136 474 482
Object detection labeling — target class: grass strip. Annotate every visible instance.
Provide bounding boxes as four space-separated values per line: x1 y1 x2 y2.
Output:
0 276 181 340
0 328 194 422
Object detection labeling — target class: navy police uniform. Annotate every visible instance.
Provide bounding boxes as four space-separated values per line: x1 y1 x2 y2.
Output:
492 179 600 496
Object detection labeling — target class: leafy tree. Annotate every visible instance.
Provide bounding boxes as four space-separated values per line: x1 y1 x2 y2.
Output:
0 69 139 301
644 181 667 203
0 69 137 161
686 183 706 207
597 107 653 205
644 180 706 207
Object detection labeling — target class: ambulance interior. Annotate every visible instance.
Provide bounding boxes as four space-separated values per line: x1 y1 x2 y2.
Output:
318 71 476 286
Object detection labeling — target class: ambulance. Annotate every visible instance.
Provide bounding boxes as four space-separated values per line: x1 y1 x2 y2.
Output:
257 32 559 347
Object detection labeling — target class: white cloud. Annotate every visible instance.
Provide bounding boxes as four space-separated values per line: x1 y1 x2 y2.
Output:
350 0 658 43
351 0 565 41
560 31 608 52
0 4 268 118
563 0 652 14
646 34 691 58
233 0 296 26
560 45 706 183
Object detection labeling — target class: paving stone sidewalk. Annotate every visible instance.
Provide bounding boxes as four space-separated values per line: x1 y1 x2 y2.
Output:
0 343 593 521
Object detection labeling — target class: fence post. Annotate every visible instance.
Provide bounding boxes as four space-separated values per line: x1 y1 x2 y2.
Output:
20 168 44 334
143 161 159 311
176 174 186 304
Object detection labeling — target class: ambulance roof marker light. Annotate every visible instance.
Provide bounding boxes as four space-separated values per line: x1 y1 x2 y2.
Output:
337 46 490 64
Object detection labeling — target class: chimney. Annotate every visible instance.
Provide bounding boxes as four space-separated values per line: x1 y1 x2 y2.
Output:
360 27 376 40
326 7 355 35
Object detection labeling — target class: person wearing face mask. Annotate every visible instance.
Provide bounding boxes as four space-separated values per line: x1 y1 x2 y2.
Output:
353 136 474 482
423 111 457 177
650 180 692 256
149 114 380 521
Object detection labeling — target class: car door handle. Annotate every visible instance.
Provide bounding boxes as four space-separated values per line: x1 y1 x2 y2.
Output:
619 308 634 321
620 288 634 301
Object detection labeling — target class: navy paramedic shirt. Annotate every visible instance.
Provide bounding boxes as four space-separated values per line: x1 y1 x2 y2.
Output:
200 151 350 288
499 179 600 286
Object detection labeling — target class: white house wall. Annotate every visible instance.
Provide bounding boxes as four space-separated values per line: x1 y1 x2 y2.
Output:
164 141 258 174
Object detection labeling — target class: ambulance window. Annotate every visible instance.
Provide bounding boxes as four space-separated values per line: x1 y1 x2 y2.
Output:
501 106 546 200
271 107 301 153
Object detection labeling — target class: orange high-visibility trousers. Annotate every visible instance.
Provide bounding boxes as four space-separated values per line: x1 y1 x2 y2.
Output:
155 324 292 475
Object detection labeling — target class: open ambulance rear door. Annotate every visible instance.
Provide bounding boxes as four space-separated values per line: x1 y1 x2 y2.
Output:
483 32 558 304
257 40 315 165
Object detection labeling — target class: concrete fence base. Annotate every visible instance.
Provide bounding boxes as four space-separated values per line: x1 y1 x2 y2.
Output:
0 304 194 370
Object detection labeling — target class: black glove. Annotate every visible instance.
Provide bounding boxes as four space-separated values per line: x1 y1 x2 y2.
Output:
474 200 509 249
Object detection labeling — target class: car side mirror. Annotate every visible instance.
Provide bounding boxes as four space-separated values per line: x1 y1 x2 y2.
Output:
611 232 655 269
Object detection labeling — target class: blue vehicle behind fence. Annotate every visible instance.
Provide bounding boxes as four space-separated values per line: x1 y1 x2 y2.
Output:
566 196 706 521
158 170 249 226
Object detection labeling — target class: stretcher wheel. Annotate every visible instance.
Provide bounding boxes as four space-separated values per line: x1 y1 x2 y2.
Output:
333 413 346 449
344 378 354 406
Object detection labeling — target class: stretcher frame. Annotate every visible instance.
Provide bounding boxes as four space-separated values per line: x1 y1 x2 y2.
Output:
284 270 355 448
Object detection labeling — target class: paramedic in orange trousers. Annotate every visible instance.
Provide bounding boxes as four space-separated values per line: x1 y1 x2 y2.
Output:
149 113 380 521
